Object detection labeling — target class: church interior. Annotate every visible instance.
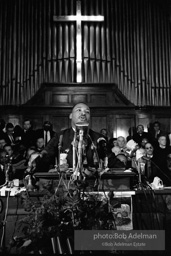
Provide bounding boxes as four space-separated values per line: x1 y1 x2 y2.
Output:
0 0 171 254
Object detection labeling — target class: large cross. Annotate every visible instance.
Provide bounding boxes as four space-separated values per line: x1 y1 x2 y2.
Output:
53 0 104 83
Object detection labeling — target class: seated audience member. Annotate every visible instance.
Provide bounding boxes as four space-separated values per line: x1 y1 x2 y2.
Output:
152 134 171 185
130 138 149 169
36 121 56 147
149 121 170 148
100 128 109 141
151 121 162 140
144 142 159 182
4 122 15 145
0 137 7 149
21 119 36 149
108 138 117 152
36 137 45 152
13 124 23 145
3 143 27 179
145 142 154 159
112 136 127 156
3 144 25 163
140 137 149 149
132 124 151 147
3 144 14 158
0 148 15 183
35 103 124 172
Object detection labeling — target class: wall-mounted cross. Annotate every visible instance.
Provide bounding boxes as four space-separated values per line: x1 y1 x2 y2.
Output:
53 0 104 83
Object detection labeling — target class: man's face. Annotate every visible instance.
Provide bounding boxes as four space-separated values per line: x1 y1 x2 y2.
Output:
117 137 125 148
23 121 31 131
4 146 13 157
70 103 90 128
145 143 153 156
141 138 149 147
158 136 167 147
154 123 160 131
44 124 51 131
0 151 7 165
37 138 44 149
137 125 144 134
101 129 107 137
0 139 6 149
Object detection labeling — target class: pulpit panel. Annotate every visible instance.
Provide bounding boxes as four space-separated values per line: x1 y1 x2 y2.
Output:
113 115 135 139
91 116 107 134
52 116 70 132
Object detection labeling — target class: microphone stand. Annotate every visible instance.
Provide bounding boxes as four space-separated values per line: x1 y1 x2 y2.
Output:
137 163 143 190
72 132 77 172
77 129 84 180
134 161 144 190
58 134 63 169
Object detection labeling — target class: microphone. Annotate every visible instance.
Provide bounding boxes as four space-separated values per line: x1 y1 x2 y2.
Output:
75 122 89 137
74 123 89 177
58 134 63 149
58 134 63 167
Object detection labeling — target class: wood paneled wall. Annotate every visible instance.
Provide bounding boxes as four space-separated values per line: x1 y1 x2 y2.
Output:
1 83 171 139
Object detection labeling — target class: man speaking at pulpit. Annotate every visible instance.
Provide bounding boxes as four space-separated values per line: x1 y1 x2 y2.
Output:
35 103 124 173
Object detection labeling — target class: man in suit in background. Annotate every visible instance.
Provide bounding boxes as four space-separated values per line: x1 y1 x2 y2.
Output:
152 134 171 185
132 124 151 147
21 119 36 149
4 123 15 145
36 121 56 147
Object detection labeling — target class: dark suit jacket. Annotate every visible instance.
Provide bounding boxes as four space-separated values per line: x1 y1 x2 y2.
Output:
3 133 15 145
35 129 56 141
21 129 36 148
132 132 151 146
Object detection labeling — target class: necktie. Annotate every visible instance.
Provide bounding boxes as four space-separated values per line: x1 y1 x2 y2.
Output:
44 131 51 145
9 135 14 144
45 132 48 146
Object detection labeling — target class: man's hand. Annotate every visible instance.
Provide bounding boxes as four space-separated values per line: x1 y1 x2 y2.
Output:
39 150 48 158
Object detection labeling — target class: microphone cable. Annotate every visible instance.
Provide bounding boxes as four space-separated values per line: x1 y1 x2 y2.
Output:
149 158 171 184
